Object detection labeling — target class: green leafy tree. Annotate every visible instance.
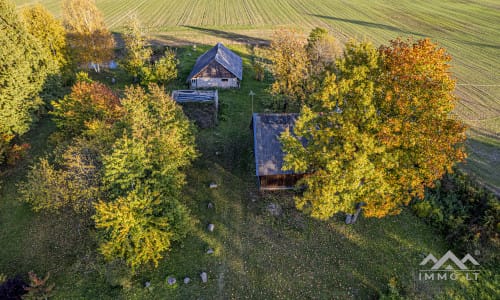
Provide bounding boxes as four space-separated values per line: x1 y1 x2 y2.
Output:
139 49 178 86
96 84 197 270
93 186 174 271
19 137 102 214
0 0 50 164
21 4 68 75
62 0 115 72
121 15 152 79
21 4 71 97
281 39 466 219
281 42 393 219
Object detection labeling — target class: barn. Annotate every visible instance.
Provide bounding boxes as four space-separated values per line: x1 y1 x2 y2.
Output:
187 43 243 89
252 113 305 191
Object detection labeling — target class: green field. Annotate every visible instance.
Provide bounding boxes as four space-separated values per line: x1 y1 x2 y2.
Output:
15 0 500 192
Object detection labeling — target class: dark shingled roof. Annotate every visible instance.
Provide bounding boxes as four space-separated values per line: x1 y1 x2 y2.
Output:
187 43 243 81
252 113 300 176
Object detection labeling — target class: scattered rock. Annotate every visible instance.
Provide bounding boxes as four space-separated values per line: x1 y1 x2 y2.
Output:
207 223 215 232
111 77 116 84
167 277 176 285
209 183 218 189
200 272 208 283
207 202 214 209
183 277 190 284
207 248 214 255
267 203 282 216
144 281 151 288
215 151 221 155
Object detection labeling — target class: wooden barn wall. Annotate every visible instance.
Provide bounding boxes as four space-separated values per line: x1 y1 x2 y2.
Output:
193 61 236 79
259 174 304 190
190 78 239 89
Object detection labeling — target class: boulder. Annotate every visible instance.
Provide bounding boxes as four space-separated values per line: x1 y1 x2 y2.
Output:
200 272 208 283
167 277 176 285
267 203 282 216
207 223 215 232
183 277 190 284
207 248 214 255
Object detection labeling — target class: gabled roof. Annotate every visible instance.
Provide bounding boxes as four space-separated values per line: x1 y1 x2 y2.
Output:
187 43 243 81
252 113 300 176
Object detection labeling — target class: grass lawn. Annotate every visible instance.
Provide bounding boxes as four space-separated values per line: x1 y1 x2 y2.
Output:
1 44 486 299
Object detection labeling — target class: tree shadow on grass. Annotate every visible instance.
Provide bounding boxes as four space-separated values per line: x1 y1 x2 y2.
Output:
311 14 425 38
183 26 270 46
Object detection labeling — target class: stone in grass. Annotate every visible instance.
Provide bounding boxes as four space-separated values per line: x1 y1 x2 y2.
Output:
207 248 214 255
183 277 190 284
267 203 282 216
200 272 208 283
207 223 215 232
144 281 151 288
167 277 176 285
209 183 218 189
207 202 214 209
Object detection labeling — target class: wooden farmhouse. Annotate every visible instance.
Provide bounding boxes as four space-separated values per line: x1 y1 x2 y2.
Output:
187 43 243 89
252 113 305 191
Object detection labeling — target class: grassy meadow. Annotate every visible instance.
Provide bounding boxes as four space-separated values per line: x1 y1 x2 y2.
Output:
14 0 500 192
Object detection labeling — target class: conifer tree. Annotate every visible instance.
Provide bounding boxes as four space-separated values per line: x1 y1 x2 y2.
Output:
0 0 50 164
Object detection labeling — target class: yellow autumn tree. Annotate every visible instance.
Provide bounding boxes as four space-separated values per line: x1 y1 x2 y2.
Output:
62 0 115 72
281 42 394 219
269 29 310 111
93 186 174 271
375 38 467 215
21 4 68 74
281 39 466 219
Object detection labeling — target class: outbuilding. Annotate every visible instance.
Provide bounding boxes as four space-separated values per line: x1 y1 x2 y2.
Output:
252 113 305 191
187 43 242 89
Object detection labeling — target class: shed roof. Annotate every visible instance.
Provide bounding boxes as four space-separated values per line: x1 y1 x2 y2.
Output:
187 43 243 81
172 90 218 103
252 113 301 177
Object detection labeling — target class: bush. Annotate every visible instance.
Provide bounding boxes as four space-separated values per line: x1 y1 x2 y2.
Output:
411 170 499 253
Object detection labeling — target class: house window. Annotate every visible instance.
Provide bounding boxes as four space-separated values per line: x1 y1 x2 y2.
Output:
221 78 229 82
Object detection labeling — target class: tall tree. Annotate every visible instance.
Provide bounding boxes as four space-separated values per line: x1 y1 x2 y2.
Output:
306 27 339 75
96 84 197 270
93 186 175 271
376 38 466 212
281 39 466 219
281 42 394 219
121 15 151 79
269 29 310 111
21 4 68 75
62 0 115 72
0 0 50 164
